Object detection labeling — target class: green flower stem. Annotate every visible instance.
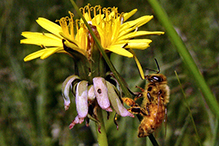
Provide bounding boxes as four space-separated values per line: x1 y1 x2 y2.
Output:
91 44 106 78
96 109 109 146
75 58 91 81
147 0 219 118
148 135 159 146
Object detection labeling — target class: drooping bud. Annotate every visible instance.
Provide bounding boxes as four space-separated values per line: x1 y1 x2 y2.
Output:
106 81 134 117
93 77 112 112
62 75 80 110
75 80 89 118
88 85 95 101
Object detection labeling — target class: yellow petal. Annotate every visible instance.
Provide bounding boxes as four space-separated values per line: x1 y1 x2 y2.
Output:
59 32 78 45
123 9 137 22
41 47 62 59
119 16 154 37
134 15 153 28
92 14 104 25
134 54 145 79
75 27 88 51
126 43 150 49
21 32 62 46
108 10 116 20
106 45 133 58
129 49 145 79
117 39 152 45
82 13 91 23
36 18 62 38
24 49 45 62
121 15 153 30
110 17 121 43
118 31 164 41
21 38 61 47
64 41 86 56
21 32 60 40
23 47 62 61
123 39 152 49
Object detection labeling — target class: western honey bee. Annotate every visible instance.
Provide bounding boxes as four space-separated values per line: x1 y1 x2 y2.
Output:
123 59 170 137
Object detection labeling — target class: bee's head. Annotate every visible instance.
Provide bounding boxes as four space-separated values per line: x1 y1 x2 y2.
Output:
146 74 167 83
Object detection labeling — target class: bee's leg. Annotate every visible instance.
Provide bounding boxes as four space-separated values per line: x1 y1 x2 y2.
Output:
155 90 162 122
122 97 149 115
122 97 136 107
126 87 143 102
123 97 140 114
126 97 149 116
134 86 145 101
128 105 149 116
136 86 145 92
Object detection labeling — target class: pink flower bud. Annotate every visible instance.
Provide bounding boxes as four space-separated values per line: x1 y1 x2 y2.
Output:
106 81 134 117
93 77 112 112
62 75 80 110
75 81 88 118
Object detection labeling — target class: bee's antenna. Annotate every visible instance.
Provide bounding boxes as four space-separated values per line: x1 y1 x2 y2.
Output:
154 58 160 74
144 59 160 77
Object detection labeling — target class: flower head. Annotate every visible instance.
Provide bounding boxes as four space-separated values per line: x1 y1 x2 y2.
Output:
21 4 164 61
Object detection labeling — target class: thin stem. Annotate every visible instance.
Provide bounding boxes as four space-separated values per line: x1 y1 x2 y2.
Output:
96 109 108 146
147 0 219 118
148 134 159 146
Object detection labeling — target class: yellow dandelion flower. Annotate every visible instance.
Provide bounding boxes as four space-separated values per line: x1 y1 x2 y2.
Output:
21 4 164 62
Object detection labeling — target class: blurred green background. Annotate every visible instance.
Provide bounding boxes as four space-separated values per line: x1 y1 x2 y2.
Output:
1 0 219 145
